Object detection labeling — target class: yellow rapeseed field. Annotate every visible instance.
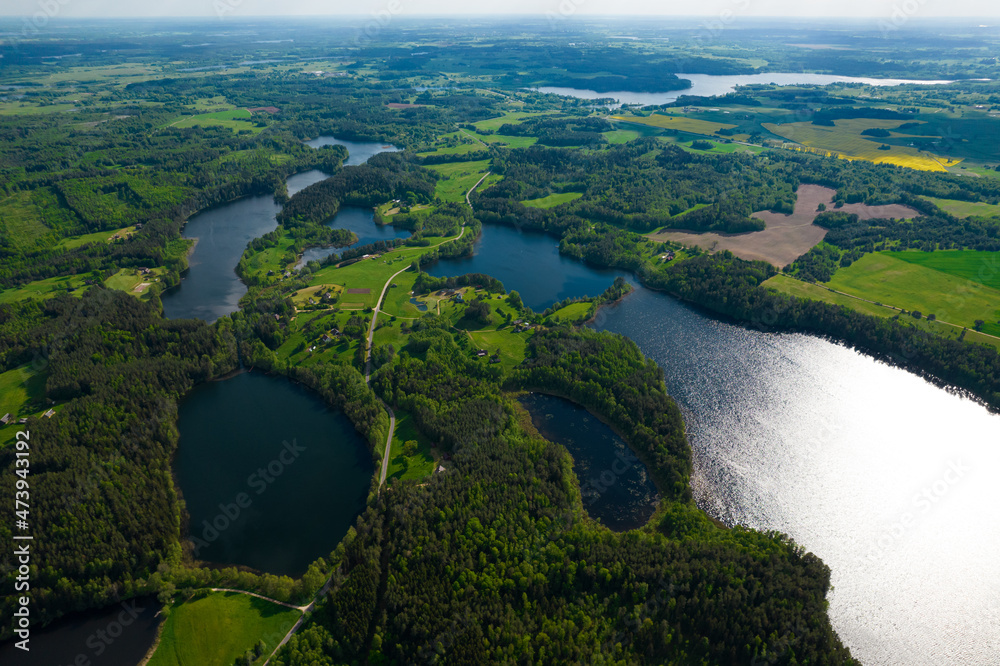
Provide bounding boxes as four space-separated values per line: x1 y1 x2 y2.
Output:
762 119 960 172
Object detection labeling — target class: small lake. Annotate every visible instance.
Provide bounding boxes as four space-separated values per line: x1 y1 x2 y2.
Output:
535 72 956 106
304 136 400 166
161 194 281 322
286 168 330 197
0 597 161 666
296 206 411 269
520 393 659 530
424 223 632 311
175 371 373 577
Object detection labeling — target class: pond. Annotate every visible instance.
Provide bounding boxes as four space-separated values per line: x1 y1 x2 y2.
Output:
0 597 161 666
535 72 956 106
424 223 632 312
520 392 659 531
174 371 374 577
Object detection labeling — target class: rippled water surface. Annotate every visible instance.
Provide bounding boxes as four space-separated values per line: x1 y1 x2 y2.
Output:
595 287 1000 666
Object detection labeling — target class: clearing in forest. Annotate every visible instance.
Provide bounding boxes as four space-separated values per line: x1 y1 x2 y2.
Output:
649 184 919 267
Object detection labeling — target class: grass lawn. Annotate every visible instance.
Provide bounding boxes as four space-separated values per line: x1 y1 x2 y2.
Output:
926 197 1000 218
148 591 300 666
0 364 46 420
825 252 1000 335
427 160 493 203
547 301 593 324
521 192 582 209
386 410 436 482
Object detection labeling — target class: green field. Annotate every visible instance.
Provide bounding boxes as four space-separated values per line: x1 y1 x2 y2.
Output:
427 160 492 203
55 226 136 250
170 109 261 133
0 275 89 304
603 129 640 144
892 249 1000 291
547 301 593 323
472 111 553 132
926 197 1000 218
765 273 1000 349
386 411 436 482
148 592 300 666
521 192 582 209
825 252 1000 335
0 365 46 421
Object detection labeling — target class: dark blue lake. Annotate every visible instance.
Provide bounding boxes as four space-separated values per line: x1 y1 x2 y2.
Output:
296 206 411 269
425 223 632 311
175 371 373 577
520 393 659 531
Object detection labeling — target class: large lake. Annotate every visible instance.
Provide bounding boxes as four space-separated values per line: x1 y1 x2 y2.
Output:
429 220 999 664
593 286 1000 666
175 371 373 577
536 72 955 106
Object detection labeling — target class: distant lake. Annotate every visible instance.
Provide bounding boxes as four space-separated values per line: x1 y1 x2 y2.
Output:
535 73 956 106
425 223 632 311
175 372 373 577
304 136 400 165
520 393 659 530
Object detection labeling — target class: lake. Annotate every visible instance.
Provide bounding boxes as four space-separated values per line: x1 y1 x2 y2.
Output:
592 286 1000 666
425 223 632 311
520 392 659 530
163 137 397 322
0 597 161 666
304 136 400 165
160 193 281 323
429 219 1000 661
174 371 373 577
535 72 956 106
296 205 412 269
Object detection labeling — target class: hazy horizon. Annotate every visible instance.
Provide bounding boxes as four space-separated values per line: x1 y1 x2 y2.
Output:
2 0 1000 20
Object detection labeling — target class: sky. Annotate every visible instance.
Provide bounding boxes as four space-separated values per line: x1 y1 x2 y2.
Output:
1 0 999 19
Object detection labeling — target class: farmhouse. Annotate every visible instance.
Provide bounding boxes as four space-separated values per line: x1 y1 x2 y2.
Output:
0 413 10 425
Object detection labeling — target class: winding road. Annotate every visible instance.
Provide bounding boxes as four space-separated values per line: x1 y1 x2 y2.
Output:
262 165 493 663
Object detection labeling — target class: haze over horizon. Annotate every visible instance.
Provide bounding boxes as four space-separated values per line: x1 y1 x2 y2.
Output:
2 0 1000 19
